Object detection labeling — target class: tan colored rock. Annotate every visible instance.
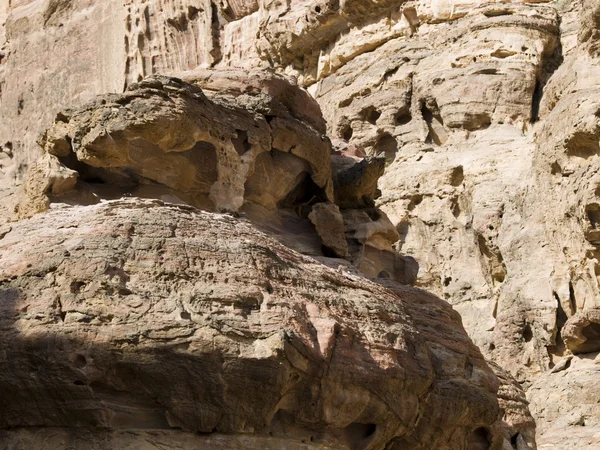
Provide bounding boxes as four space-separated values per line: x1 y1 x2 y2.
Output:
308 202 349 258
12 153 78 220
343 1 599 448
32 75 332 214
19 72 421 293
488 361 537 450
7 0 600 448
0 199 499 450
331 152 385 209
312 2 559 158
528 354 600 450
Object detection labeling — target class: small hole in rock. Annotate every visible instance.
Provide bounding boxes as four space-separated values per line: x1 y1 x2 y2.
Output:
343 423 377 447
74 354 87 368
361 107 381 125
395 109 412 126
449 166 464 186
321 245 338 258
467 427 490 450
374 133 398 163
188 6 200 19
551 161 562 175
232 129 252 155
510 433 519 449
70 281 86 294
407 194 423 211
522 323 533 342
342 124 353 141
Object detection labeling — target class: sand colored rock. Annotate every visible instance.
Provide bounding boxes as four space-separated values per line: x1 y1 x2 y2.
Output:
2 0 600 448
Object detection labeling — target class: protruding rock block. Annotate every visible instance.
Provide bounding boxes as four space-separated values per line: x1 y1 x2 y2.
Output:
33 75 332 214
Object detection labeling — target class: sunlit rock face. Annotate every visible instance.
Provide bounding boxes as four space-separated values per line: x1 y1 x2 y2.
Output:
2 0 600 449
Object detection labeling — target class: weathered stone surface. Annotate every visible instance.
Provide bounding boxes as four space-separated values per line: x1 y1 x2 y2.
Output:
331 151 385 209
4 0 600 448
17 72 418 290
488 361 537 450
528 354 600 450
347 1 599 448
30 75 332 215
308 202 349 258
0 199 499 449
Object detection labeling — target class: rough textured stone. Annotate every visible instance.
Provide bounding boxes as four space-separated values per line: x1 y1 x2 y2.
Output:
0 199 499 450
32 74 332 215
4 0 600 448
16 73 417 289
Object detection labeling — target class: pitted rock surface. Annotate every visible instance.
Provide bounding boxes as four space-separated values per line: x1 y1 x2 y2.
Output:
2 0 600 448
0 199 498 450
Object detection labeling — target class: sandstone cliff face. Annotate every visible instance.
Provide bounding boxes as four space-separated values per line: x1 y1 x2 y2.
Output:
1 0 599 449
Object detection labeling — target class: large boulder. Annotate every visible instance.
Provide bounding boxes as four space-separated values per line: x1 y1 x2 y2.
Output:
0 199 499 449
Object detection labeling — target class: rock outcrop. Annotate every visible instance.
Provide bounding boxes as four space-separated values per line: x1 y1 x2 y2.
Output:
27 73 333 216
0 199 499 449
2 0 600 449
11 73 417 286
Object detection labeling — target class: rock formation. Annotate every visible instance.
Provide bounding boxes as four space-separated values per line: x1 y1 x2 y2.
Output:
1 0 600 449
0 198 501 449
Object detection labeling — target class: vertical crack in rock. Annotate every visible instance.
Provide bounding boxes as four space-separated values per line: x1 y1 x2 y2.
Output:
210 2 223 65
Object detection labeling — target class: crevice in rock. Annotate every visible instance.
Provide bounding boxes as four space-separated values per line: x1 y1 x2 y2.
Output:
277 172 327 210
467 427 491 450
188 6 200 20
531 79 542 123
579 322 600 353
55 297 66 322
483 9 514 18
531 18 564 123
450 196 461 218
343 422 377 450
407 194 423 212
522 323 533 343
548 291 567 356
210 2 223 65
421 100 447 145
395 107 412 126
232 130 251 155
341 123 353 141
373 133 397 163
360 106 381 125
568 280 577 314
566 133 600 159
510 432 519 450
476 234 506 285
449 166 464 187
